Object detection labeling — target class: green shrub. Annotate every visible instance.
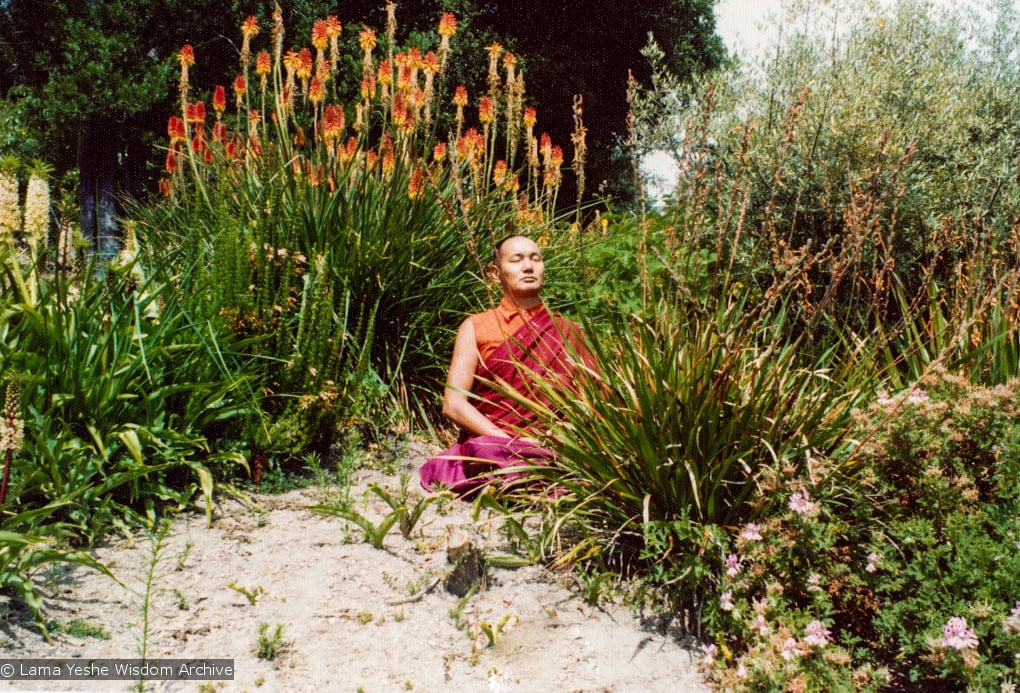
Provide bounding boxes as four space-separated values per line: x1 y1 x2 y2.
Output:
1 259 250 540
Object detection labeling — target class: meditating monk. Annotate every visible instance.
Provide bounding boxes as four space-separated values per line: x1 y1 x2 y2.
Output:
419 234 590 495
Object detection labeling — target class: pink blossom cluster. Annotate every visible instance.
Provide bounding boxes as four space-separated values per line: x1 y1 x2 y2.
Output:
941 616 979 650
788 490 820 517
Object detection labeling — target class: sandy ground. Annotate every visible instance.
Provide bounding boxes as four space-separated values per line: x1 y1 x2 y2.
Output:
0 440 710 693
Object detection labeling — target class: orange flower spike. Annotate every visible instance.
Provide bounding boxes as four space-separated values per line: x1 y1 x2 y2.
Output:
325 16 342 40
311 20 329 50
296 48 313 80
408 166 425 199
342 136 358 162
241 16 260 41
165 148 179 174
438 13 457 39
309 76 324 105
212 85 227 116
178 44 195 68
359 26 377 73
437 12 456 71
212 121 228 143
523 106 537 129
479 96 494 125
256 51 272 76
503 52 517 70
408 47 424 70
423 51 440 75
326 15 342 72
433 141 447 162
378 59 393 86
550 145 564 168
185 101 206 125
485 42 503 95
359 26 377 52
453 85 468 107
493 159 507 186
178 44 195 98
240 16 259 67
233 75 247 108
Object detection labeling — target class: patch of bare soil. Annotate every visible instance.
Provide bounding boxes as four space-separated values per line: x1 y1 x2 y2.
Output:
0 440 710 693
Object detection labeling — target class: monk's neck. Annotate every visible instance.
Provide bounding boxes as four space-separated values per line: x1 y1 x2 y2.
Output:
502 294 543 314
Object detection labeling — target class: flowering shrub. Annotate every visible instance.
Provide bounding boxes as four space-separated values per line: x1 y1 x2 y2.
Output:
701 370 1020 690
134 5 576 464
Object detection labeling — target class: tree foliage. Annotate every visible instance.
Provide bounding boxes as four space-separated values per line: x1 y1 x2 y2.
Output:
1 0 724 240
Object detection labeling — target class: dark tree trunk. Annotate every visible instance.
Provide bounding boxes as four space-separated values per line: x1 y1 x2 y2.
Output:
78 124 121 260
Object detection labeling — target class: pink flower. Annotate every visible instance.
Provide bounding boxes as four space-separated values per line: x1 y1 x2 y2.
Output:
752 614 770 636
865 552 881 573
739 523 763 542
803 620 831 647
941 617 979 650
720 591 734 612
906 388 929 405
780 637 801 660
788 490 820 517
807 573 823 592
725 554 742 578
701 644 717 666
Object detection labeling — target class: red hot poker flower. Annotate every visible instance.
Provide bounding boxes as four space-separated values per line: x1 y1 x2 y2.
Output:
255 51 271 76
212 85 227 115
185 101 206 124
241 16 260 40
438 13 456 38
311 20 329 50
359 27 377 52
167 115 186 142
453 85 468 107
178 44 195 67
479 96 494 124
325 16 342 39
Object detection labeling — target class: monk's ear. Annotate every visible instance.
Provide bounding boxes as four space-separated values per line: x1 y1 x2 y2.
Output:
486 262 501 283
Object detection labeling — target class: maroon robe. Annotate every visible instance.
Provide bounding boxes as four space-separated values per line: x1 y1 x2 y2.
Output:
419 305 586 495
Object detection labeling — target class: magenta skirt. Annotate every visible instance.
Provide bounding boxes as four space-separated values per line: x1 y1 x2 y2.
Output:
419 435 555 495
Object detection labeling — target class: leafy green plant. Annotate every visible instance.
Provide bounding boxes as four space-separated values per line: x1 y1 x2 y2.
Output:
311 472 445 549
255 622 287 661
129 519 173 693
2 258 250 540
227 582 263 606
45 617 111 640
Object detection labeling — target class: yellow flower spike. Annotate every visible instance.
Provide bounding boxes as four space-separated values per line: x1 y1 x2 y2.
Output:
1 380 23 453
23 171 49 249
0 169 19 246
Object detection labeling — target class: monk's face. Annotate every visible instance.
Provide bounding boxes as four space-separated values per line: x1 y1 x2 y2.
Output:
494 235 544 300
